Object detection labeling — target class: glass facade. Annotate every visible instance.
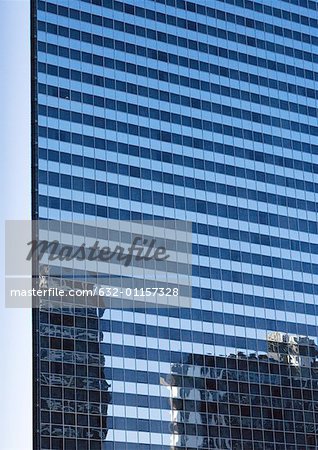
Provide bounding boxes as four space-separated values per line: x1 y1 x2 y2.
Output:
32 0 318 449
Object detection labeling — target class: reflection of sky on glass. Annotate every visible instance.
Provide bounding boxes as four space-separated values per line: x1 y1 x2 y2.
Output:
0 1 32 449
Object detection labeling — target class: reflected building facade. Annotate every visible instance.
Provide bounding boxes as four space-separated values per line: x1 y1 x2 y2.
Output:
38 304 110 449
32 0 318 449
34 264 110 449
165 334 318 449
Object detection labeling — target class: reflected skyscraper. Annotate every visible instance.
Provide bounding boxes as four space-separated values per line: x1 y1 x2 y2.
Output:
164 334 318 449
32 0 318 449
34 264 110 449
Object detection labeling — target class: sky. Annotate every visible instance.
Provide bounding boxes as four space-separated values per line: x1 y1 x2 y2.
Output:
0 1 32 449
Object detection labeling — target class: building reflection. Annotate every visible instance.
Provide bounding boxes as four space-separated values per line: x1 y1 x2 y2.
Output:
164 333 318 450
37 267 110 450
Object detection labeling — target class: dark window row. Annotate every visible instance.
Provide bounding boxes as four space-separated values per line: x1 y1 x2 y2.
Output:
40 176 318 280
40 336 101 354
38 81 318 137
107 415 317 438
40 385 109 403
38 72 318 117
40 81 318 139
195 243 316 274
39 146 318 211
40 164 318 263
41 411 102 427
41 163 318 267
40 373 318 406
214 0 318 24
37 288 318 328
38 166 318 235
40 437 103 450
110 391 168 409
38 50 318 104
149 0 318 28
201 289 318 316
38 105 318 157
40 0 318 46
100 315 318 344
171 379 318 395
40 363 318 396
39 61 318 117
37 183 318 259
39 325 314 366
40 361 104 378
122 440 308 450
106 340 267 361
38 288 318 325
105 368 318 395
38 3 318 66
39 311 98 327
37 126 318 198
108 390 318 412
205 261 316 294
280 0 318 11
37 31 318 85
38 189 318 258
171 408 313 423
41 309 317 347
39 307 100 320
38 437 311 450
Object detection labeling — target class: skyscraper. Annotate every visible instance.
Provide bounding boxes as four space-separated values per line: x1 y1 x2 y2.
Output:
32 0 318 449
